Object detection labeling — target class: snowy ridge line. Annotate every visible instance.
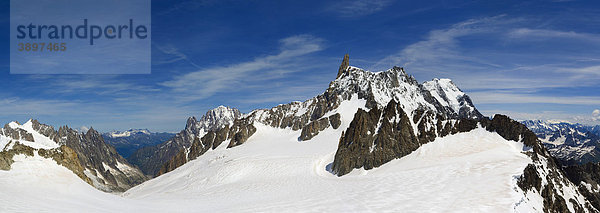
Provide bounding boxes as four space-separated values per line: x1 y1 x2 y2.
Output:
156 56 483 176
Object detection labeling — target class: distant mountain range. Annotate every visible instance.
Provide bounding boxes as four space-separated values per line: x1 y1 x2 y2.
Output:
102 129 175 159
522 120 600 165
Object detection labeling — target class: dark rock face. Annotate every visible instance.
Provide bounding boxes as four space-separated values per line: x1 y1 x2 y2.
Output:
336 54 349 78
0 142 35 170
329 113 341 129
480 115 543 153
518 164 542 192
300 117 331 141
2 124 34 142
227 118 257 148
332 100 419 175
38 145 92 185
56 126 147 192
298 113 342 141
564 163 600 211
331 100 480 176
157 118 257 176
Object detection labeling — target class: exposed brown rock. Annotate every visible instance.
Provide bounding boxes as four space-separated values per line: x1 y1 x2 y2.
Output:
0 142 35 170
299 117 330 141
336 54 349 78
332 100 420 176
329 113 341 129
38 146 93 185
2 124 34 142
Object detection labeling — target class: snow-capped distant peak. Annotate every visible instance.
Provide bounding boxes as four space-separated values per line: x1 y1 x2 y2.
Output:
108 129 152 138
195 106 243 131
8 121 21 129
547 119 574 125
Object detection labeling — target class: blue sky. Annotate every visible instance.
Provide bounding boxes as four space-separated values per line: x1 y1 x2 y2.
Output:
1 0 599 132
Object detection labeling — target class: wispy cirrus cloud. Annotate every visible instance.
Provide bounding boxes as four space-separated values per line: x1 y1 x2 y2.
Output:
160 34 325 102
329 0 393 17
469 92 600 105
508 28 600 42
371 15 600 124
478 109 596 125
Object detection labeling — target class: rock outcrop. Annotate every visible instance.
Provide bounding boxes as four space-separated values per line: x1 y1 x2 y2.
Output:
331 100 480 176
0 120 146 192
130 106 243 176
336 54 349 78
563 162 600 211
155 55 483 177
299 113 342 141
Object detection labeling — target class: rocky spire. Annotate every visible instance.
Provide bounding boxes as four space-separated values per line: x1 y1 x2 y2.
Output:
336 54 350 79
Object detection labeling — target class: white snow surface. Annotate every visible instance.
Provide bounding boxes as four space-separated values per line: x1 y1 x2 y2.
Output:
423 78 466 113
0 153 151 213
0 101 534 212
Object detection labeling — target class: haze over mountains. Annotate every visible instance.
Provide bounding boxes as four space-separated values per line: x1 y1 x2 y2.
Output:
1 56 599 212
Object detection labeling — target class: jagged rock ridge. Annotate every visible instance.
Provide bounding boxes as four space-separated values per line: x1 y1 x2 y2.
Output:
157 54 482 175
128 106 242 176
0 119 146 192
149 54 599 212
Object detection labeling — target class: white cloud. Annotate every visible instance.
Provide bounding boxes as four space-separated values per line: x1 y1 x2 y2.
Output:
469 92 600 105
160 34 324 102
372 15 511 70
330 0 393 17
478 109 598 125
508 28 600 42
593 109 600 121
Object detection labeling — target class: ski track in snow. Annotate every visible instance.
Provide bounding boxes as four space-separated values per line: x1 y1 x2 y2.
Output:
0 99 532 212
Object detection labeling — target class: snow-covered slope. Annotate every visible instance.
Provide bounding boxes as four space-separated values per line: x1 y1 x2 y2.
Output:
0 106 536 212
124 126 533 212
0 153 148 213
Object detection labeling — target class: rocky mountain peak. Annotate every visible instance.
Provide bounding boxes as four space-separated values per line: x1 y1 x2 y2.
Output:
86 127 100 136
336 54 350 78
197 106 242 131
185 116 198 130
0 120 146 192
